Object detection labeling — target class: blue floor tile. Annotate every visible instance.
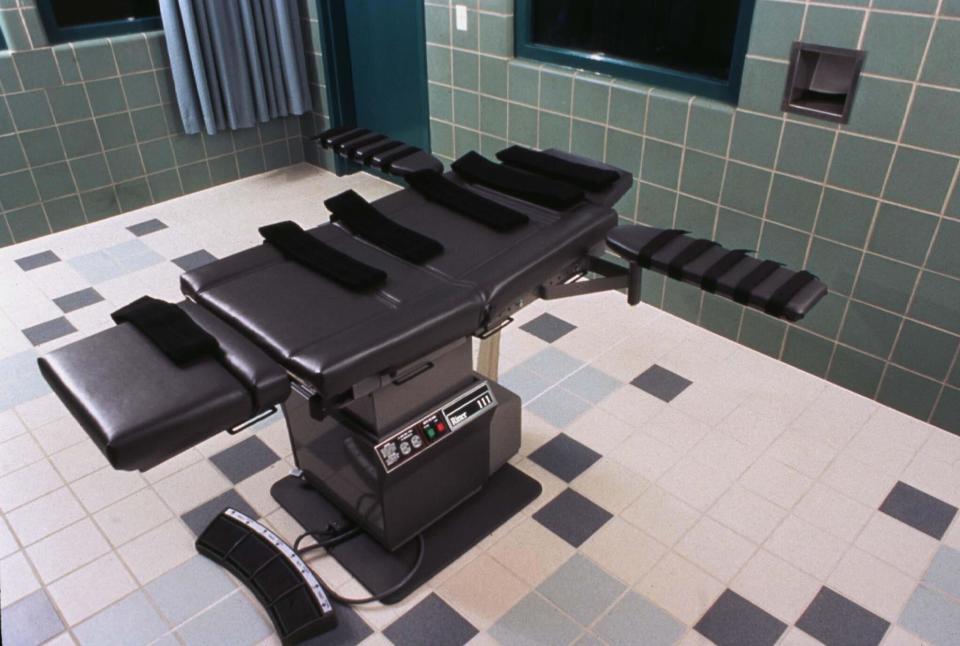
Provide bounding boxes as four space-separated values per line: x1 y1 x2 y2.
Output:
527 387 592 427
145 556 237 625
900 584 960 646
490 593 582 646
500 365 554 403
594 592 685 646
559 365 621 404
176 592 273 646
924 546 960 599
0 350 51 410
521 347 584 381
74 591 170 646
0 589 65 646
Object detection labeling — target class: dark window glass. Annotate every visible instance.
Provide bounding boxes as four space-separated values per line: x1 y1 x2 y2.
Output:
531 0 742 81
48 0 159 27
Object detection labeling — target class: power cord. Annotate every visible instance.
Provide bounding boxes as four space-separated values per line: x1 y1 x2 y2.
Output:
293 523 426 605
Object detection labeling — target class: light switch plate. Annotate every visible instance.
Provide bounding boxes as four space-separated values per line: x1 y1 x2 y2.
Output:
455 5 468 31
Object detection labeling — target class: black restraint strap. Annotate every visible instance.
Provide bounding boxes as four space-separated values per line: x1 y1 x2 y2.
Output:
701 249 748 293
636 229 687 268
111 296 219 367
356 140 402 163
496 145 620 191
313 125 352 146
260 221 387 291
666 239 718 280
325 189 443 264
734 260 781 304
338 133 386 155
326 128 370 150
405 169 529 232
452 151 585 210
765 270 817 317
377 145 419 171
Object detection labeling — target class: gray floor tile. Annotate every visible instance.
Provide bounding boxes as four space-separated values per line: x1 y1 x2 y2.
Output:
499 365 553 403
594 591 685 646
68 251 127 284
630 364 692 402
527 387 592 428
53 287 104 313
145 556 237 625
520 313 577 343
924 546 960 599
796 587 889 646
695 589 786 646
73 591 170 646
313 604 374 646
127 219 168 236
384 593 478 646
210 436 280 484
529 433 601 482
173 250 217 272
181 488 258 536
538 554 626 626
899 584 960 646
0 350 50 409
880 481 958 539
176 592 273 646
489 592 582 646
15 250 60 271
559 365 621 404
533 488 612 547
0 589 65 646
521 347 584 381
22 316 76 345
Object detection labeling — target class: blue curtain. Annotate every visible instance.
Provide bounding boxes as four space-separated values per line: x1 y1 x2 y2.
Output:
160 0 312 135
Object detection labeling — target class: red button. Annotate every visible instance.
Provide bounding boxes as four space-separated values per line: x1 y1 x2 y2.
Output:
437 422 446 432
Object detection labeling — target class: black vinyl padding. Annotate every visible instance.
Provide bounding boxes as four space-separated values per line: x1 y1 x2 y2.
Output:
405 169 529 231
452 151 585 210
354 139 402 162
606 225 827 321
111 296 219 367
375 145 419 171
497 144 621 191
260 221 387 291
339 132 386 156
325 189 443 264
323 128 370 149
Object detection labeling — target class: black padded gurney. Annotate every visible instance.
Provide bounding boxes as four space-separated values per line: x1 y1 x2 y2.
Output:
38 301 289 471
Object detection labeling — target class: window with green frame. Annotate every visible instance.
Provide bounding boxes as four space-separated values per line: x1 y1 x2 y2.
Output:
37 0 161 44
515 0 757 103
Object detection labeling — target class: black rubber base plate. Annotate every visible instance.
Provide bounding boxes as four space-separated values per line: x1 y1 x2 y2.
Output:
271 465 541 605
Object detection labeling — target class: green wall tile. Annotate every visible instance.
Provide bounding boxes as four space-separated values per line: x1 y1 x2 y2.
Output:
738 309 786 358
943 0 960 17
425 4 450 45
608 84 647 134
263 140 289 170
868 203 938 266
776 123 835 182
451 6 477 50
5 204 48 242
853 254 918 313
479 56 507 98
798 291 845 338
828 345 884 398
146 169 182 202
637 182 677 229
47 84 92 123
479 96 506 138
70 153 111 191
782 328 833 377
685 100 732 156
179 160 212 193
75 40 118 80
236 147 265 177
20 127 64 165
570 119 604 160
139 138 175 173
59 120 101 158
909 271 960 335
802 5 864 49
892 321 959 380
927 219 960 280
232 126 260 150
0 99 12 136
641 139 682 189
507 102 536 146
877 365 940 420
950 360 960 389
614 180 637 220
429 83 452 121
700 293 742 340
720 162 770 216
645 89 689 144
828 134 894 196
7 90 54 130
259 119 286 143
0 133 26 173
932 387 960 435
116 177 152 211
679 150 724 202
0 169 38 210
715 208 761 250
662 280 702 323
862 13 933 80
748 0 804 60
85 78 127 116
480 134 507 158
14 49 61 89
44 195 84 232
884 148 957 213
106 145 144 182
96 113 136 150
605 131 642 177
806 237 861 295
572 75 609 122
843 77 911 141
0 9 30 51
840 301 901 357
759 222 809 268
121 72 161 109
767 175 821 231
21 8 47 49
53 46 81 84
453 89 479 128
113 35 153 74
508 61 539 106
0 53 22 93
538 111 570 150
902 87 960 157
453 126 479 157
920 19 960 89
80 186 120 220
33 162 76 200
738 58 788 115
729 112 782 167
815 188 875 247
874 0 936 11
426 44 451 85
539 69 572 113
129 106 167 142
675 195 717 238
172 134 205 164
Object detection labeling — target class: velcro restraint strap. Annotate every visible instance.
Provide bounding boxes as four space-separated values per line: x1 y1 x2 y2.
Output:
339 133 386 155
765 270 817 318
376 145 420 171
111 296 219 367
260 221 387 291
734 259 781 304
666 239 719 280
636 229 687 268
496 145 620 191
356 140 403 163
313 125 352 147
701 249 748 293
452 151 585 210
325 189 444 264
405 169 529 232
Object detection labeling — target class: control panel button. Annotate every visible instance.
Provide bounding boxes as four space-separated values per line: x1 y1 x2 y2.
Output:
411 435 423 449
399 441 411 456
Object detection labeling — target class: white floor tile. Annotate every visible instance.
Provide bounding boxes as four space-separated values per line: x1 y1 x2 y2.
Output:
5 487 86 546
486 516 575 587
25 518 110 583
635 552 724 625
621 485 700 547
92 488 174 548
581 517 666 585
0 551 40 608
69 466 146 513
764 515 847 581
151 460 231 515
731 549 820 624
47 552 137 624
826 547 916 621
675 516 757 583
117 518 196 584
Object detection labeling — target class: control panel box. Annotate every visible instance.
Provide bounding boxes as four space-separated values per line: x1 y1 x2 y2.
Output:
374 382 496 473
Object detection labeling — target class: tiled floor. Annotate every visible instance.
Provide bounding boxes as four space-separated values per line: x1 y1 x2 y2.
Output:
2 163 960 646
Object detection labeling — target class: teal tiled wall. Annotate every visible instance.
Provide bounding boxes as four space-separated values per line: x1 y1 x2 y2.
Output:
424 0 960 433
0 0 320 248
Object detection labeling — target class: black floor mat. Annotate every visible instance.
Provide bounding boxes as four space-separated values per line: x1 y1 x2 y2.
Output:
271 464 541 604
